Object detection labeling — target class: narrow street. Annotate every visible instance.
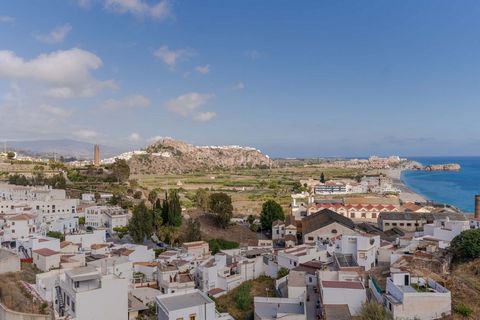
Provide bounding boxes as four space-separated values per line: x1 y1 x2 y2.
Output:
306 284 320 319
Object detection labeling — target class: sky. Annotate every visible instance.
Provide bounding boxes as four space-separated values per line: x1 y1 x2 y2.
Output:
1 0 480 158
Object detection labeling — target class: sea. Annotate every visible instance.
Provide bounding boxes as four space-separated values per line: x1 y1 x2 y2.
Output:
401 157 480 213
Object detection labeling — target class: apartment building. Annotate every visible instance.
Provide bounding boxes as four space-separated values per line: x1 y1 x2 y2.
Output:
55 265 128 320
85 205 130 231
384 272 451 319
0 213 38 241
158 263 195 295
332 235 380 271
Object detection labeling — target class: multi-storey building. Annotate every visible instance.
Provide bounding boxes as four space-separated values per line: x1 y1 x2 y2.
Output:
55 266 128 320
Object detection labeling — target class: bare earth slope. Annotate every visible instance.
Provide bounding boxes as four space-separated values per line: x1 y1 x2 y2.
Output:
128 138 274 175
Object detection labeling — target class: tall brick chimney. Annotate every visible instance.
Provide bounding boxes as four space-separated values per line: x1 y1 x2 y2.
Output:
475 195 480 219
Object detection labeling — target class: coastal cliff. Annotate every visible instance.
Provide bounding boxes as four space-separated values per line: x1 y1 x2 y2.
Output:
423 163 461 171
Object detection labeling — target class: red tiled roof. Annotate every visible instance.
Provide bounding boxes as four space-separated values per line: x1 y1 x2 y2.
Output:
321 280 363 290
33 248 59 257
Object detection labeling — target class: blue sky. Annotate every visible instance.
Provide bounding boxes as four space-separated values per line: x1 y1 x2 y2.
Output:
1 0 480 157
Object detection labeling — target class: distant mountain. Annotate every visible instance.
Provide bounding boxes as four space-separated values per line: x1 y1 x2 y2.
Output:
128 138 275 174
6 139 124 160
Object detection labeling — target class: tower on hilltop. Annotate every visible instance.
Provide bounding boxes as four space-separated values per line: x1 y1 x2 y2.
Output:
93 144 100 166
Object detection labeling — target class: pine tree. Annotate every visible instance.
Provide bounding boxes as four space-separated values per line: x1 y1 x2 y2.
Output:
320 172 325 183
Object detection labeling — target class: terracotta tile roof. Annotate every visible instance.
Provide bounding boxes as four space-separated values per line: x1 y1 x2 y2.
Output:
208 288 225 296
33 248 59 257
321 280 363 290
7 213 36 221
60 241 72 248
91 243 110 250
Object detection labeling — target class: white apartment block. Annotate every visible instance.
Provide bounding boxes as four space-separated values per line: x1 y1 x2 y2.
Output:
47 216 79 235
332 235 380 271
84 205 130 231
421 218 470 248
384 272 451 319
0 213 38 242
156 289 233 320
158 263 195 295
277 245 326 270
55 265 128 320
319 280 366 316
0 184 66 201
65 229 106 250
89 256 133 283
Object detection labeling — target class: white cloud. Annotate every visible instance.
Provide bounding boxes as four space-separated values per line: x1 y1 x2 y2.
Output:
76 0 92 8
0 16 15 24
35 24 72 44
102 94 150 109
154 45 194 68
165 92 214 117
128 132 142 143
105 0 171 19
0 48 116 98
74 129 99 140
246 49 263 60
39 104 72 118
232 81 245 90
195 64 210 75
194 111 216 122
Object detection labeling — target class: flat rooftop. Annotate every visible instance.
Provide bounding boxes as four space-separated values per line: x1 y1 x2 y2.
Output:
254 297 305 318
65 265 100 281
157 291 212 312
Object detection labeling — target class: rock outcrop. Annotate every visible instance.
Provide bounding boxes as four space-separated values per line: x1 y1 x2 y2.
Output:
128 138 274 174
423 163 461 171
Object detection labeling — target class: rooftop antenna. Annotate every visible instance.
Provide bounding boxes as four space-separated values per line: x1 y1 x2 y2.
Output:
3 140 6 153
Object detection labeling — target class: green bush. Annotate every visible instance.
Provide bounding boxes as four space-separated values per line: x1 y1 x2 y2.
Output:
358 301 393 320
208 238 239 254
277 267 289 279
454 303 473 317
451 229 480 259
235 283 252 311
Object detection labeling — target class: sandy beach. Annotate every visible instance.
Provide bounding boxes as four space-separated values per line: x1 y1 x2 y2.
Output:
385 169 427 203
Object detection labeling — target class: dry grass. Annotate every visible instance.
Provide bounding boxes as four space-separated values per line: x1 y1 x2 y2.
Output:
186 211 258 246
0 263 49 315
215 276 276 320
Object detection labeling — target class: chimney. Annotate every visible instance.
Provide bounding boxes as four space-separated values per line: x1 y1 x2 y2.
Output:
475 195 480 219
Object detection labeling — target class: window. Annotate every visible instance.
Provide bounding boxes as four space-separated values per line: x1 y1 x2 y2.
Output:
66 295 70 306
189 315 196 320
11 221 15 225
331 229 337 234
392 223 397 226
406 223 412 226
371 213 377 219
361 212 366 218
74 281 79 288
399 223 405 226
385 223 390 226
71 301 75 312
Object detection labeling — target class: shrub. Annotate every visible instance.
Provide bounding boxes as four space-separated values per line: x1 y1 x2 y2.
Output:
451 229 480 259
358 301 393 320
454 303 473 317
235 283 252 311
208 238 239 254
277 267 289 279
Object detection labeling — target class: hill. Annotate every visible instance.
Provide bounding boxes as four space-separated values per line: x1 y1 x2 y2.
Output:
6 139 123 160
128 138 274 174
